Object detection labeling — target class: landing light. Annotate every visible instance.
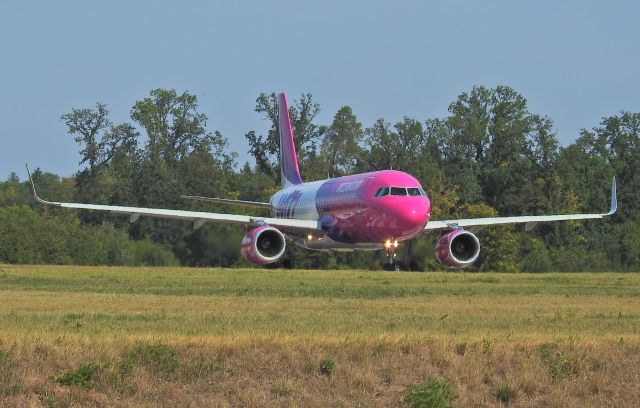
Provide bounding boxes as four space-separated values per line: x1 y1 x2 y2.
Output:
307 234 313 240
384 239 399 249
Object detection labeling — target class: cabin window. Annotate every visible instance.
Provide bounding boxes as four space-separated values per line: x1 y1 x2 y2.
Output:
390 187 407 196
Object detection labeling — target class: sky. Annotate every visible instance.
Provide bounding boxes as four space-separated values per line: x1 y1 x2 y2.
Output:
1 0 639 179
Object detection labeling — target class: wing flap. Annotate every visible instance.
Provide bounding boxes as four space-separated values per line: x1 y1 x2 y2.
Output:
180 195 271 209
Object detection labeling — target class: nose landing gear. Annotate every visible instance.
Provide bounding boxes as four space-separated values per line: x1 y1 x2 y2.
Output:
383 239 402 271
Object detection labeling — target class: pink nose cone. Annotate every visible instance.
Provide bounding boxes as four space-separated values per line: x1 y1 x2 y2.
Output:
401 197 431 226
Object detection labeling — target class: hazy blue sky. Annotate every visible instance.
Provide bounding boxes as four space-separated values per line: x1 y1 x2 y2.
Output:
1 0 638 179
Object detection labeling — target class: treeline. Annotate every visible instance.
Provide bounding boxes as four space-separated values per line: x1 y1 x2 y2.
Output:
1 86 638 271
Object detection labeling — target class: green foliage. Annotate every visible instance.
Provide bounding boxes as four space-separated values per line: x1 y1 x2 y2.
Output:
319 355 335 376
45 396 58 408
539 345 585 380
520 238 553 272
0 206 177 266
404 377 459 408
321 106 364 176
53 362 103 389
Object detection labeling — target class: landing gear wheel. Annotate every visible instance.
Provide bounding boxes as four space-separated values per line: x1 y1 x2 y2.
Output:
383 240 403 271
383 262 402 271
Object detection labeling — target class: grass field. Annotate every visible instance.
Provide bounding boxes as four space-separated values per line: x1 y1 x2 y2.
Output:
0 265 638 407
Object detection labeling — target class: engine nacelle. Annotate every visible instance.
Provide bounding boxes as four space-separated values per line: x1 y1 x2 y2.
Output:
435 229 480 269
240 225 286 265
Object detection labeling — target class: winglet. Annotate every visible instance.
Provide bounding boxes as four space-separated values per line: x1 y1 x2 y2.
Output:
25 164 50 205
607 176 617 215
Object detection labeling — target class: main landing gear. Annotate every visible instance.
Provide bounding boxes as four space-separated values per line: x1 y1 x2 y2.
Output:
383 239 402 271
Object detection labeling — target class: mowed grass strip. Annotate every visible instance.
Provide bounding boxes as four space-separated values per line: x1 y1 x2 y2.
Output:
0 264 639 297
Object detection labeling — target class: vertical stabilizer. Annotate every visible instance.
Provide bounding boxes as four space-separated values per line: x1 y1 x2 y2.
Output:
278 93 303 188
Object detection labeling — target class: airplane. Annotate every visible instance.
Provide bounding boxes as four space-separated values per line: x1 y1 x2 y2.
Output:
28 93 618 271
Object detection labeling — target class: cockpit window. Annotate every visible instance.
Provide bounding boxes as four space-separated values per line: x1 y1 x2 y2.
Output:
376 186 427 197
390 187 407 196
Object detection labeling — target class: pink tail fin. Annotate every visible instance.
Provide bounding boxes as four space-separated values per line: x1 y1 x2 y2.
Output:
278 93 303 187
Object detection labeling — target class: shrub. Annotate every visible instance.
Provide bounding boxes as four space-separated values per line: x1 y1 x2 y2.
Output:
539 345 583 380
45 396 58 408
0 206 178 266
127 239 178 266
319 356 335 376
53 362 103 389
520 238 553 272
404 377 458 408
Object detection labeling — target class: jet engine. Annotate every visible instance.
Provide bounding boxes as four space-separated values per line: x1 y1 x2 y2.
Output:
240 225 286 265
435 229 480 269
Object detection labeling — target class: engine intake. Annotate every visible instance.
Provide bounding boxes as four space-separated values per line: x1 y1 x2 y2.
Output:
241 225 286 265
435 229 480 269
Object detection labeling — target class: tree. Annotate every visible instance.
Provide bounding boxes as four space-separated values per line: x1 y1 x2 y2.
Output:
320 106 364 176
363 117 428 173
131 89 208 165
62 104 139 171
61 103 111 170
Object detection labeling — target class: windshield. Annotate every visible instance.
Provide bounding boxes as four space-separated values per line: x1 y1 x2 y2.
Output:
374 186 426 197
374 187 389 197
390 187 407 196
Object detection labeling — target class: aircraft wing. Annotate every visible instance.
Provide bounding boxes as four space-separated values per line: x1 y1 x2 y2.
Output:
180 195 271 209
425 177 617 232
27 168 319 233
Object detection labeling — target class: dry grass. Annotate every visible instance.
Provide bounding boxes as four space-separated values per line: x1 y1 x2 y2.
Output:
0 264 639 407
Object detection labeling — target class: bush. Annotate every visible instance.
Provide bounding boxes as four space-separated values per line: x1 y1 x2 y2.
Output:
539 345 584 380
520 238 553 272
127 239 178 266
0 206 177 266
319 356 335 376
404 377 458 408
53 362 103 389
